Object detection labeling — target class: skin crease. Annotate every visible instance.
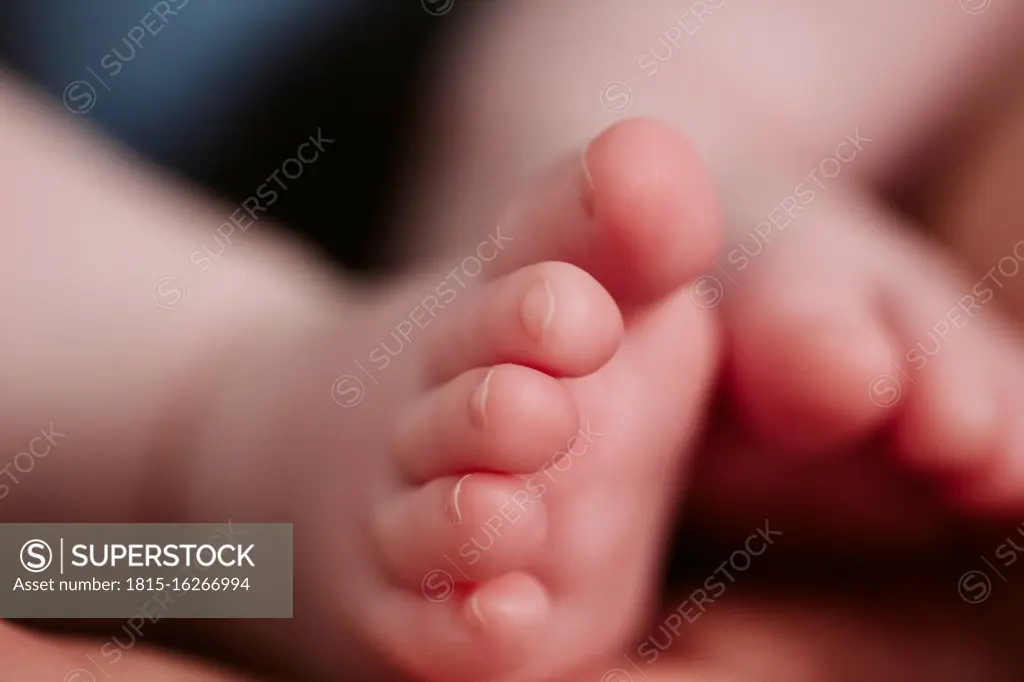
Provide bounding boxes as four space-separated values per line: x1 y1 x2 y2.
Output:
2 4 1024 682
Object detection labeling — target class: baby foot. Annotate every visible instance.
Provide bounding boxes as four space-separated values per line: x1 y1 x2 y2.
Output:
689 172 1024 551
190 119 722 681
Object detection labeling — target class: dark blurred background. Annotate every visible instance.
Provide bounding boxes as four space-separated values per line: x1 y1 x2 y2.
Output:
0 0 454 275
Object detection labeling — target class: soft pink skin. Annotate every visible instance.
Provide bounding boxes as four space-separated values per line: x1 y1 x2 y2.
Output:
401 0 1024 552
364 122 722 682
0 79 723 682
2 3 1024 681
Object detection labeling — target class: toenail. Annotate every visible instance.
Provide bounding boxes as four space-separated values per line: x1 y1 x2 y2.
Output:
520 279 555 343
469 369 493 429
581 145 595 189
580 143 596 216
465 594 486 629
448 474 471 525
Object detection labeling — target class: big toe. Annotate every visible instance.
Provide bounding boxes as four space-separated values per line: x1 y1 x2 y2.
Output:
490 117 722 311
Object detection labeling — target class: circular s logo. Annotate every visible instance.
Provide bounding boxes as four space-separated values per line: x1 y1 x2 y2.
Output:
421 569 455 602
690 275 725 309
600 81 634 114
332 374 366 408
422 0 455 16
63 80 98 114
868 374 902 408
958 570 992 604
600 669 634 682
960 0 992 15
152 276 186 309
20 539 53 573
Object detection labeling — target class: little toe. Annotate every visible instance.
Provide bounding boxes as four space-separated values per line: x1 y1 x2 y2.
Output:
366 571 549 682
394 364 579 481
424 261 622 382
374 474 547 586
461 572 550 644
